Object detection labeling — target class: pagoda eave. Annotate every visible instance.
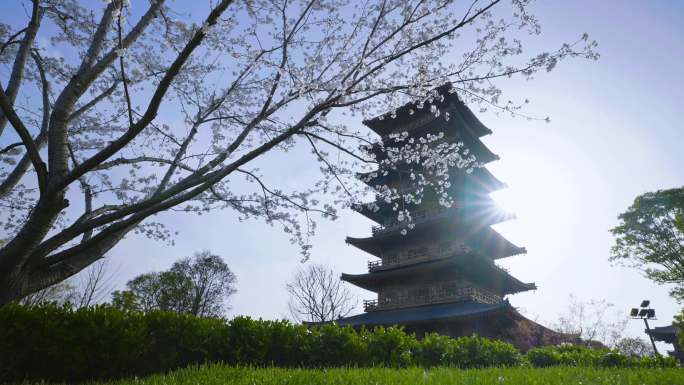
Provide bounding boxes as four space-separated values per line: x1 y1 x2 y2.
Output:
346 223 525 260
364 125 499 164
469 167 507 193
324 300 515 327
363 83 492 139
340 255 534 295
350 203 385 224
353 194 510 226
358 166 506 195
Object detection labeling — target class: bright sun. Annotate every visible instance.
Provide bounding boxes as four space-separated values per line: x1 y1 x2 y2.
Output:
487 150 583 259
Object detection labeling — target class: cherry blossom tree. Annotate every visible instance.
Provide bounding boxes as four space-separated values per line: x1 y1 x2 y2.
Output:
0 0 598 304
553 295 627 348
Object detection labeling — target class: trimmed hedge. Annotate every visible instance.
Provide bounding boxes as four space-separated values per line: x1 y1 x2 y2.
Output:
0 304 677 383
525 344 676 368
675 308 684 350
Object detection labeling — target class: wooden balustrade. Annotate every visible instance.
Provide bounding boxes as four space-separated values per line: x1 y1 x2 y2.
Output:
363 285 501 312
367 243 471 272
371 206 454 235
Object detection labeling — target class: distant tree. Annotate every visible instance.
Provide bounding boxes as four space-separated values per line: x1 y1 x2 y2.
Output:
110 289 139 312
553 295 627 348
114 272 166 313
675 309 684 351
286 264 356 323
610 187 684 302
171 251 238 316
0 0 598 305
615 337 654 357
137 270 195 313
112 251 236 316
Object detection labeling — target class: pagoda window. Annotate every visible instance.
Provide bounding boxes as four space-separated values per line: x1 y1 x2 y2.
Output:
379 291 394 304
443 282 469 299
383 254 398 265
437 241 453 254
408 287 429 302
408 247 428 258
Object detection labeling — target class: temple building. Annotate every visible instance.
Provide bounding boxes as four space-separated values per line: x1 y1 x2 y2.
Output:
333 83 568 350
646 325 684 363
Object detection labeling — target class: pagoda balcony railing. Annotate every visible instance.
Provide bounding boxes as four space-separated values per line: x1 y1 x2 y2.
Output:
363 286 502 312
371 206 454 236
367 243 471 272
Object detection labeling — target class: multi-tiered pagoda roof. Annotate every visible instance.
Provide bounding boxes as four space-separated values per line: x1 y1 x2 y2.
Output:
329 84 565 349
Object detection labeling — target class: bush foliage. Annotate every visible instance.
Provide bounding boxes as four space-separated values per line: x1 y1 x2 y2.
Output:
675 308 684 350
0 304 677 383
525 344 675 368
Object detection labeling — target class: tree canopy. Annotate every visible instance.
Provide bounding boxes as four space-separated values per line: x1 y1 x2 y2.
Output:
610 187 684 302
111 251 237 316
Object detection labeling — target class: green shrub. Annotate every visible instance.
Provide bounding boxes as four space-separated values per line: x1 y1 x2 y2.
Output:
307 323 365 366
262 319 312 366
675 308 684 352
0 303 148 381
598 351 626 367
526 348 561 367
449 336 521 368
415 333 452 367
365 326 416 367
224 316 270 364
141 311 228 372
0 303 673 383
525 344 678 369
637 354 678 368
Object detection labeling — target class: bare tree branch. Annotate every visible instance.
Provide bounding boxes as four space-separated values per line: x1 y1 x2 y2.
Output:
287 264 356 322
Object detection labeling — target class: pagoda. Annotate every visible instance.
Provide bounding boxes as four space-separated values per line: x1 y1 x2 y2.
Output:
333 83 567 349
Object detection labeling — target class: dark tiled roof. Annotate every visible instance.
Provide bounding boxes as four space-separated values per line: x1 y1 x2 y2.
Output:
646 325 678 342
346 222 526 259
329 300 512 327
340 255 535 294
363 83 492 138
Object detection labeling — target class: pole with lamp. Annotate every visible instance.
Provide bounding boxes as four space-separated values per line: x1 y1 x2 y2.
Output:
630 300 659 356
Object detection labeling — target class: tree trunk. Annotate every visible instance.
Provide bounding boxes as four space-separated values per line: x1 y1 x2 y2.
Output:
0 271 29 306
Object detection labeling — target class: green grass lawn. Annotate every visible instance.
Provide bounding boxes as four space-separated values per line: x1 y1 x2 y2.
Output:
80 365 684 385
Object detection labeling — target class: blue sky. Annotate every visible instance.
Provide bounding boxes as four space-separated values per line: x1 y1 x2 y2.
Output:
111 0 684 341
2 0 683 347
